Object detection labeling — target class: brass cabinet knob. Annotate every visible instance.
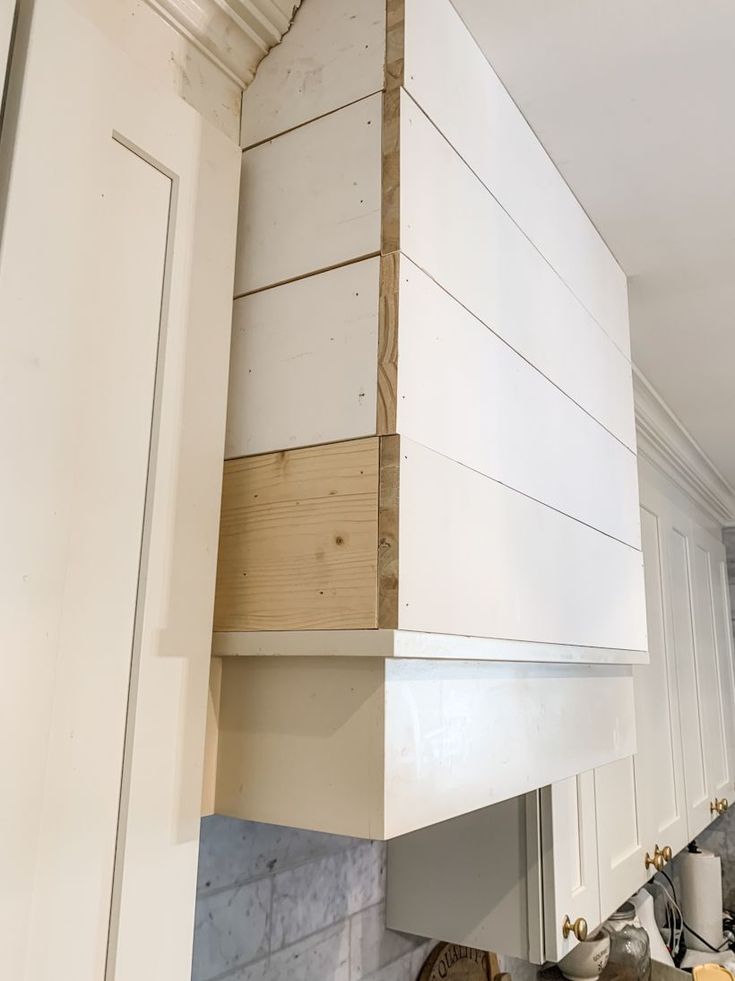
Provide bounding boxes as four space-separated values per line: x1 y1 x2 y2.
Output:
562 915 588 941
645 850 665 872
720 799 729 814
711 798 729 815
659 845 673 864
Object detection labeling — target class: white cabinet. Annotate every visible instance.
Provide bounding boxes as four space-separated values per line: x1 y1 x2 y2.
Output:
595 474 690 915
0 0 239 976
387 772 600 964
539 774 601 961
594 459 735 921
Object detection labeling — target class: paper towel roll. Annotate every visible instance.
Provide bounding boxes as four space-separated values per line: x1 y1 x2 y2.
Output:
680 849 724 952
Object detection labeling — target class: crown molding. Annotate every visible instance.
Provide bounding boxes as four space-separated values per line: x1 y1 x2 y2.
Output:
634 367 735 526
146 0 300 88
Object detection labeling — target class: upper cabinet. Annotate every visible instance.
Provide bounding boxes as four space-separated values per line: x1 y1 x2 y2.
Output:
210 0 647 838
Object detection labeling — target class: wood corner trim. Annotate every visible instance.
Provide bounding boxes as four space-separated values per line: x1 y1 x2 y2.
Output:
378 434 400 628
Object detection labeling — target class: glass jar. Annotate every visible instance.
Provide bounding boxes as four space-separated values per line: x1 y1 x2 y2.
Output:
600 902 652 981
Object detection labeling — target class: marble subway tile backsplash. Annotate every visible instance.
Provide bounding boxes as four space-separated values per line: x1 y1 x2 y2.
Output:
193 817 433 981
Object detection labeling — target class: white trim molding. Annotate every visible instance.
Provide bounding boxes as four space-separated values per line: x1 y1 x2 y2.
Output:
634 367 735 526
146 0 301 88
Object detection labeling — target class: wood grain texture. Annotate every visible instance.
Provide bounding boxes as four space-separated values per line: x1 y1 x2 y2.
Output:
214 439 381 630
226 258 381 458
384 0 405 92
240 0 387 148
377 251 399 434
378 434 400 627
381 87 401 255
235 93 383 296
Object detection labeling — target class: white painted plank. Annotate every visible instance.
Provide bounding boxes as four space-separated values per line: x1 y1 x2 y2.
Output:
212 628 650 664
226 257 380 458
215 656 635 838
397 438 648 651
400 89 636 451
397 255 640 546
235 92 382 296
383 659 635 837
241 0 386 147
404 0 630 357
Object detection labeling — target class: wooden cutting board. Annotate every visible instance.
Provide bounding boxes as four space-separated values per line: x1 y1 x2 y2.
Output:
417 944 509 981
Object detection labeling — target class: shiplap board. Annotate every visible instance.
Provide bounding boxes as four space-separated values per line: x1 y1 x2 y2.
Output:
397 438 648 651
215 656 635 838
235 92 383 296
241 0 387 147
214 438 380 631
226 258 380 458
396 255 640 546
212 628 650 665
403 0 630 358
400 89 636 451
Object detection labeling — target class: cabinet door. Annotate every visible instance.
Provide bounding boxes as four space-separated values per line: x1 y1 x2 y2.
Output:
668 513 712 836
711 548 735 797
635 488 688 861
690 526 734 806
541 772 601 961
0 1 239 977
594 754 646 918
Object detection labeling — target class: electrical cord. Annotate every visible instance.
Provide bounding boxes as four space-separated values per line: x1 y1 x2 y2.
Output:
659 868 730 954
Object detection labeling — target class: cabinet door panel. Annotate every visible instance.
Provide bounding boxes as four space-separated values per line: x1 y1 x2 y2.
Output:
635 497 688 858
542 772 601 961
691 527 734 803
595 754 645 919
669 520 711 835
712 552 735 794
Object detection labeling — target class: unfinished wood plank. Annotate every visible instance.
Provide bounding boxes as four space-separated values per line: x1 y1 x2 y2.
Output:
378 434 400 627
240 0 387 148
214 438 381 630
235 92 383 296
226 258 380 458
384 0 405 91
396 256 640 546
381 88 401 255
403 0 630 358
400 89 636 451
397 438 647 651
376 251 399 434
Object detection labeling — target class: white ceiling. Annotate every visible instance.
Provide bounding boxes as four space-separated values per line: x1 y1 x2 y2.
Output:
451 0 735 488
